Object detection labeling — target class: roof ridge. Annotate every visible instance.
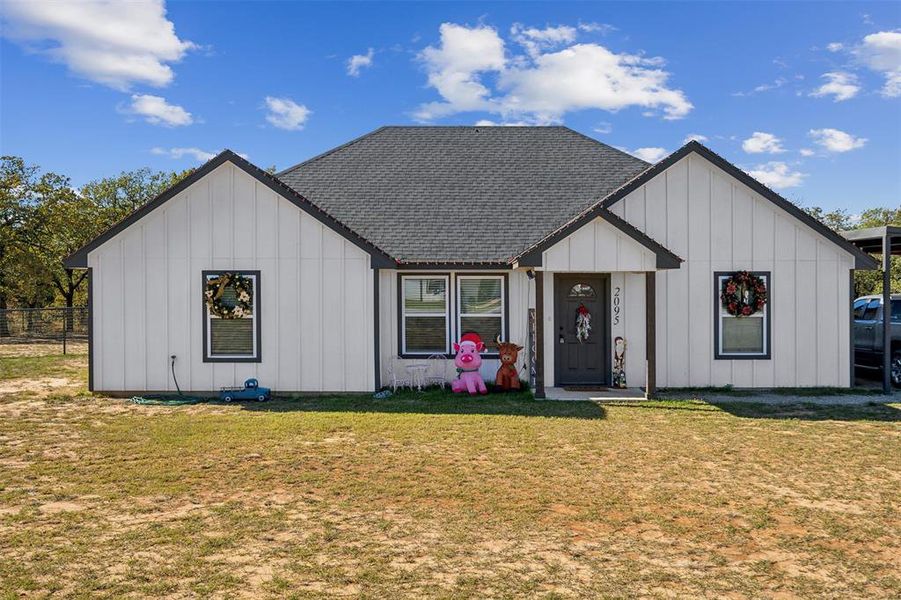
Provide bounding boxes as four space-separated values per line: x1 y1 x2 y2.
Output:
276 126 388 176
559 125 651 166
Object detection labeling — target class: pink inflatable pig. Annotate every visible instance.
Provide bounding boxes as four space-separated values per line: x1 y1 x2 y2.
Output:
451 332 488 395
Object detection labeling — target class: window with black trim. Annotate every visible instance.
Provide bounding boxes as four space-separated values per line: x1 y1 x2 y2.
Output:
714 271 770 359
398 273 507 357
401 275 450 355
203 271 261 362
457 275 504 349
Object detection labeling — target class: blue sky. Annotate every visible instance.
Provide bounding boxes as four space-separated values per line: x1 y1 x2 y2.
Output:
1 1 899 213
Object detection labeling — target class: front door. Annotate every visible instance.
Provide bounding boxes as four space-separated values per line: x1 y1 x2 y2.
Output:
554 274 609 386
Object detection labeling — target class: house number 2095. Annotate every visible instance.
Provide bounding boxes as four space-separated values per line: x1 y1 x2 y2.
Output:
612 286 621 326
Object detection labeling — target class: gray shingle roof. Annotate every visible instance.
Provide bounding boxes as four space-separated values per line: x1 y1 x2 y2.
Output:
277 126 649 263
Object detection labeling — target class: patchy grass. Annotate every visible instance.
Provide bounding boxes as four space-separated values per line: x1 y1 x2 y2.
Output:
0 352 899 598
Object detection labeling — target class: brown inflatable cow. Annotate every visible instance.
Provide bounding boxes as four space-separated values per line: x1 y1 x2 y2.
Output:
494 335 523 391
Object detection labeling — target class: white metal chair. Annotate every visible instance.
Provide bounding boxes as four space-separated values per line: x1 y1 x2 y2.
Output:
425 354 449 389
386 358 412 392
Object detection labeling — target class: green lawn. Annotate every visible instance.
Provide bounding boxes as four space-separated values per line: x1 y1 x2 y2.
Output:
1 349 899 598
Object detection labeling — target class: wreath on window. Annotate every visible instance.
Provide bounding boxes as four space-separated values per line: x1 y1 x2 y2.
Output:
721 271 767 317
204 272 253 319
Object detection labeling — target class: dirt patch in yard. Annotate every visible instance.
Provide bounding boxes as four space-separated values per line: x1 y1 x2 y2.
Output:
0 359 899 597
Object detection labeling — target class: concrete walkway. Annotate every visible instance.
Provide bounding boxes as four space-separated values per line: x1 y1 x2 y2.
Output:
543 387 646 401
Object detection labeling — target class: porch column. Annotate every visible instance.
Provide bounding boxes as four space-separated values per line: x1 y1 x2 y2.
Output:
883 234 893 394
645 272 656 399
535 271 545 398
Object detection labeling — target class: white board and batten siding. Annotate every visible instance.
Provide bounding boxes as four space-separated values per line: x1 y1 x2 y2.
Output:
608 153 855 388
539 217 656 388
88 161 374 393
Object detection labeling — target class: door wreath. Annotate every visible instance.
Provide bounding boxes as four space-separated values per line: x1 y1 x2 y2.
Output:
575 303 592 343
720 271 767 317
204 272 253 319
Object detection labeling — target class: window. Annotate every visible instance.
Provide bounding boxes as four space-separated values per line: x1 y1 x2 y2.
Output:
568 283 596 298
203 271 260 362
714 272 770 359
893 300 901 322
862 299 880 320
853 298 868 320
401 275 449 355
398 273 508 357
457 276 504 352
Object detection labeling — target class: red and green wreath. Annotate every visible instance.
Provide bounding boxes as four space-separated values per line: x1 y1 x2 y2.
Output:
720 271 767 317
204 272 253 319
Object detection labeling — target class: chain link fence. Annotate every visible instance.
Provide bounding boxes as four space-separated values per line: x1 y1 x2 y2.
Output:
0 307 88 354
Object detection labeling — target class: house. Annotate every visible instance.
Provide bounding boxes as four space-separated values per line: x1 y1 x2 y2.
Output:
64 126 878 398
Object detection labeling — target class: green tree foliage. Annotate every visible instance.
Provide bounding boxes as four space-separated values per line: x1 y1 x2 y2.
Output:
804 206 901 296
0 157 192 334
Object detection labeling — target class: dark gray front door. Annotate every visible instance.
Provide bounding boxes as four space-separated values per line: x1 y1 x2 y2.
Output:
554 274 609 386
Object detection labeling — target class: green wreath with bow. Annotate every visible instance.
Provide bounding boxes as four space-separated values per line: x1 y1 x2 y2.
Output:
721 271 767 317
204 272 253 319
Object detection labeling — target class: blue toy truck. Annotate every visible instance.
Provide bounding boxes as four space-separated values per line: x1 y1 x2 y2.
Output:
219 378 271 402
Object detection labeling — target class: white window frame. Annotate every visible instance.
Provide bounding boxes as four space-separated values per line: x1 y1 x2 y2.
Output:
204 271 260 362
714 272 770 360
400 274 451 356
456 274 505 356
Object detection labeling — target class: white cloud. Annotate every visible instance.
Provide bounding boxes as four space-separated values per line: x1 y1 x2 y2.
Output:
683 133 707 144
742 132 786 154
799 148 815 157
263 96 311 130
809 128 867 152
746 162 806 189
151 147 213 162
415 22 692 123
1 0 195 90
126 94 192 126
416 23 506 120
577 22 616 35
810 72 860 101
827 42 844 52
854 30 901 97
593 121 613 134
151 147 248 162
347 48 374 77
630 147 668 163
511 23 577 57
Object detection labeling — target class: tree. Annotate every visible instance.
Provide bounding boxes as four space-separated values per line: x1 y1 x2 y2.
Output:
0 156 43 335
0 158 193 335
804 205 901 296
79 167 192 226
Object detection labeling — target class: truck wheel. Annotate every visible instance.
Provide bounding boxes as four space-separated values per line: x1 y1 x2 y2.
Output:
223 394 234 403
257 394 267 402
892 351 901 387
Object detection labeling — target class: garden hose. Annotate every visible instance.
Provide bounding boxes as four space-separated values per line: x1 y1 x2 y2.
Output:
130 355 204 405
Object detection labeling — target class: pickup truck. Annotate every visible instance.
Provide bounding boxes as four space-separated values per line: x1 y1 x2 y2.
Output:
853 294 901 386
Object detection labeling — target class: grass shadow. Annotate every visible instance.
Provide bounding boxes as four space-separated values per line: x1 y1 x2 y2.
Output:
241 389 607 420
711 401 901 422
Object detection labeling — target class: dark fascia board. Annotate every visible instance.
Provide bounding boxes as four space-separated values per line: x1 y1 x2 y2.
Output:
515 206 682 269
396 261 511 270
516 140 879 270
64 150 395 269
